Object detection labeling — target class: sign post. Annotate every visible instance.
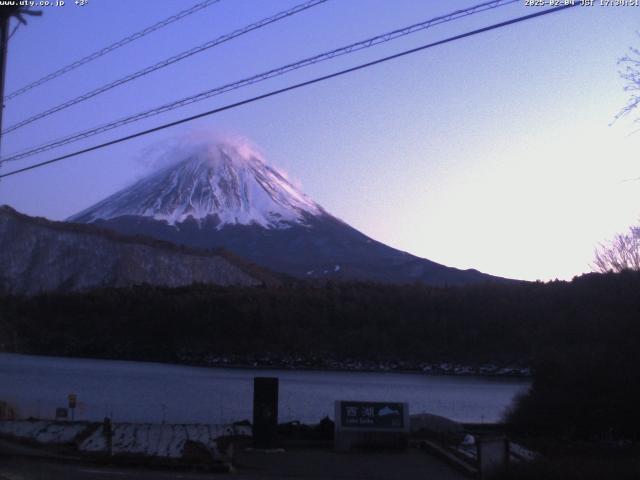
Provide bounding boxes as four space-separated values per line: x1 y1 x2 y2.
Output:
477 436 509 479
334 400 409 452
103 416 113 456
253 377 279 449
68 393 77 421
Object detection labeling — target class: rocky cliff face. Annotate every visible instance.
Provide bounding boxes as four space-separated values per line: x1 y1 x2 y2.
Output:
0 206 264 295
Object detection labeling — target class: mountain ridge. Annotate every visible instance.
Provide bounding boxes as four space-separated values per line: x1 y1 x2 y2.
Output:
0 205 281 295
68 138 511 286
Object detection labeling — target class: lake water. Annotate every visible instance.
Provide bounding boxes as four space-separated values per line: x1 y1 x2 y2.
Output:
0 353 529 424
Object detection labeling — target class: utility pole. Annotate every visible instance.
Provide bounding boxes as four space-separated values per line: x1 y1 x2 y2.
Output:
0 7 14 149
0 6 41 155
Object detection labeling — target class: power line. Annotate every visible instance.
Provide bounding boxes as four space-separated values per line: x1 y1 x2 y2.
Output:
8 21 20 40
0 0 518 164
2 0 222 102
1 0 328 136
0 4 577 180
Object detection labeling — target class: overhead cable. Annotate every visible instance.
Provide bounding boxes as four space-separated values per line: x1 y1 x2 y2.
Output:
0 0 517 163
1 0 328 135
3 0 223 102
0 4 578 180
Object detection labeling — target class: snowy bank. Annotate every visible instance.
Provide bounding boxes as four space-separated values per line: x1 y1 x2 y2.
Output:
0 420 251 461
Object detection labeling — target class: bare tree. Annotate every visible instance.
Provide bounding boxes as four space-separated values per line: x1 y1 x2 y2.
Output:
613 39 640 125
592 42 640 273
593 226 640 273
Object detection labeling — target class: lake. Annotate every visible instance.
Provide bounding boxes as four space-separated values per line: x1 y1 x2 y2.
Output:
0 353 529 424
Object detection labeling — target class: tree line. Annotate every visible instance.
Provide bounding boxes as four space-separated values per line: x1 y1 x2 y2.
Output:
1 271 638 367
1 271 639 440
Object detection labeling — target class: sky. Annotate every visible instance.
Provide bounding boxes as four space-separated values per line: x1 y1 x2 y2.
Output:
0 0 639 282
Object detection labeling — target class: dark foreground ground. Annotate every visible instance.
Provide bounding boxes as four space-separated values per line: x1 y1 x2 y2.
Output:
233 448 465 480
0 439 466 480
0 451 465 480
0 457 217 480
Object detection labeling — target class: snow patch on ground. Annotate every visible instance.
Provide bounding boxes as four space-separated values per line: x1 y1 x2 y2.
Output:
0 420 87 444
0 420 251 459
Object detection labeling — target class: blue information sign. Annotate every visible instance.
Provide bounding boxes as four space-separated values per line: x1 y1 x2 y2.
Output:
340 401 405 429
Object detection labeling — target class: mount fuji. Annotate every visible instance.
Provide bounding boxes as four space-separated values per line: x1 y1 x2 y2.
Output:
69 139 504 285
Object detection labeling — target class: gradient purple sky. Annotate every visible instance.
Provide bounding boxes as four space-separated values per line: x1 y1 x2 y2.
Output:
1 0 639 281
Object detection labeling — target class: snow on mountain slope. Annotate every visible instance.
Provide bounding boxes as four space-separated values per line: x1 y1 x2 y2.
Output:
68 135 510 286
69 140 323 229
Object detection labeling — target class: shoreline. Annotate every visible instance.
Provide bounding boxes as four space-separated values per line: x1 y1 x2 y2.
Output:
0 351 532 379
181 358 533 378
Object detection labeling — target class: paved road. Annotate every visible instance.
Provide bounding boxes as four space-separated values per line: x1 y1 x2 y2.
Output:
0 457 218 480
234 448 466 479
0 449 467 480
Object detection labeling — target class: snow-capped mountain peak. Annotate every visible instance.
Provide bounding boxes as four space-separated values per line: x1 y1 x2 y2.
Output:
68 135 507 286
69 140 323 229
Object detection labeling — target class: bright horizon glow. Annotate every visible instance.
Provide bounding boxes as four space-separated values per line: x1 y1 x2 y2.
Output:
1 1 639 282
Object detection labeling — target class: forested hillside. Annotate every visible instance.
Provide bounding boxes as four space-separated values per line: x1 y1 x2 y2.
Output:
1 271 638 369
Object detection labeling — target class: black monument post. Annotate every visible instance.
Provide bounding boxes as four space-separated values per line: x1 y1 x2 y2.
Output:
253 377 279 449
